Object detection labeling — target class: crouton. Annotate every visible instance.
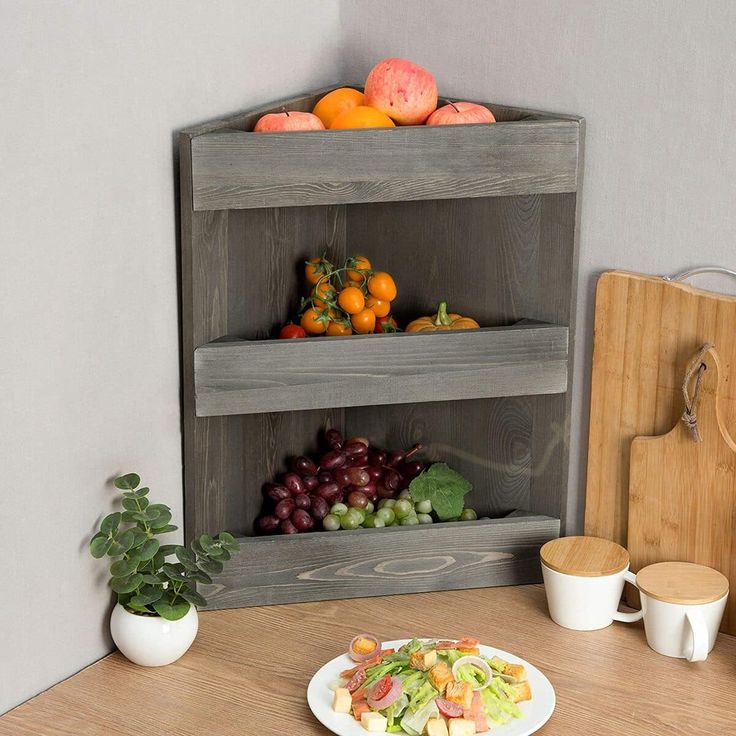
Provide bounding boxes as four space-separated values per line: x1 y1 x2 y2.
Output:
445 681 473 710
409 648 437 671
510 680 532 703
502 663 527 682
429 661 454 693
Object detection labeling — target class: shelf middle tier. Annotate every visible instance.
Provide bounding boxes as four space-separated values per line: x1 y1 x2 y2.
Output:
194 320 568 416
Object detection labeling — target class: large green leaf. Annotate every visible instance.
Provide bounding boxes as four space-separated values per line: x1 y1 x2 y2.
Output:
218 532 240 552
408 463 472 521
100 512 121 534
153 598 190 621
199 534 217 555
162 563 189 583
114 473 140 490
149 510 172 529
110 558 138 578
142 573 163 585
89 536 112 559
175 547 198 570
199 557 223 575
137 538 160 561
158 544 178 557
110 573 143 594
122 496 148 511
188 569 212 585
179 588 207 608
130 586 163 607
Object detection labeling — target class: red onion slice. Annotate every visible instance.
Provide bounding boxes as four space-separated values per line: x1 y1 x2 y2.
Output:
348 634 381 662
367 675 402 710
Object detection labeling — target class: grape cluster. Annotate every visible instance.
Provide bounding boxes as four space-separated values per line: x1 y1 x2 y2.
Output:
255 428 425 535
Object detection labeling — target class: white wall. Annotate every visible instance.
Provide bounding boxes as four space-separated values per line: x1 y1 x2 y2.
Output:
0 0 340 713
340 0 736 530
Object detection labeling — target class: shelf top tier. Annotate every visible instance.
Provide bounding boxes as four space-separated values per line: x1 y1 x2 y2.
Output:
181 84 584 211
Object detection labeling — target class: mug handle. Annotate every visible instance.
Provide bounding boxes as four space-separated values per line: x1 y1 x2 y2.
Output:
611 570 643 623
684 609 709 662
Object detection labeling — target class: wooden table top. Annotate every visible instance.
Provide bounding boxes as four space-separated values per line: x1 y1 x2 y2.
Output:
3 585 735 735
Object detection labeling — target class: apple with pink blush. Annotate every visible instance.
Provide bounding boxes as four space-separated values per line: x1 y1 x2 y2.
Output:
426 101 496 126
364 58 438 125
254 109 324 132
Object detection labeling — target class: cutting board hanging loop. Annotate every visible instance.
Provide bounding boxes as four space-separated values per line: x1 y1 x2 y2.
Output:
681 342 715 443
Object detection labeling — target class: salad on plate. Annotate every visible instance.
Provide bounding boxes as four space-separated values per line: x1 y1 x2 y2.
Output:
329 635 532 735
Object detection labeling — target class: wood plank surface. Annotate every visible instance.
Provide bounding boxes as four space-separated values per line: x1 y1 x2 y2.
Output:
3 585 734 735
190 120 581 210
194 323 569 416
628 347 736 633
200 515 559 608
584 271 736 547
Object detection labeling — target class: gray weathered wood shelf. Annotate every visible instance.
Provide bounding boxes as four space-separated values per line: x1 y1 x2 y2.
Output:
179 84 584 609
194 322 568 416
201 514 560 609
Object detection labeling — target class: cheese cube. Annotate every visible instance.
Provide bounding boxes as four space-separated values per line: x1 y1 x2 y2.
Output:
448 718 476 736
332 687 352 714
361 712 388 732
427 718 450 736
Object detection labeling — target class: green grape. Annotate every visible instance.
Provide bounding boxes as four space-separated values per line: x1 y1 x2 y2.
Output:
376 507 396 525
397 489 412 500
378 499 396 509
340 513 360 530
415 499 432 514
362 513 377 528
349 507 366 524
373 518 385 528
323 513 341 531
330 503 348 517
394 499 413 519
417 513 433 524
459 508 478 521
400 514 419 526
365 501 375 514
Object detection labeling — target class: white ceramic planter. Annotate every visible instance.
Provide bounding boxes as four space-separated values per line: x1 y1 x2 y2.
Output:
110 603 199 667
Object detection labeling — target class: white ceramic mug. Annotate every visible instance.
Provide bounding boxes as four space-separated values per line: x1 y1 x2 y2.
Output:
625 579 727 662
541 562 643 631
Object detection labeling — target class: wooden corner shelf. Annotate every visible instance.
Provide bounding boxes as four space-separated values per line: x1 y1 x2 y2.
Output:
179 84 584 609
194 322 568 416
201 513 560 609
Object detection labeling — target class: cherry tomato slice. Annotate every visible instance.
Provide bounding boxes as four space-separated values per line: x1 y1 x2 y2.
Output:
460 636 480 645
371 675 392 702
345 668 366 693
436 697 464 718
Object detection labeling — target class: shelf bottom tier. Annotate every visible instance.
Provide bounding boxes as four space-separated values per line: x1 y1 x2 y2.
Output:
200 513 560 609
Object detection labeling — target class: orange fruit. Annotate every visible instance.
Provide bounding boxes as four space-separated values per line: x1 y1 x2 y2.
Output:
346 255 372 282
367 272 397 301
300 308 328 335
351 308 377 334
337 286 366 315
330 106 396 130
366 295 390 317
312 280 336 309
326 320 352 336
312 88 364 128
305 257 331 285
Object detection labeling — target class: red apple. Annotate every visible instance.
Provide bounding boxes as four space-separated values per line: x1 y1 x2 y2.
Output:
364 58 438 125
253 110 325 132
426 101 496 126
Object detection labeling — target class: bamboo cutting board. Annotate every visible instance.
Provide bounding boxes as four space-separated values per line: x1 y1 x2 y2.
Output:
584 271 736 546
628 346 735 633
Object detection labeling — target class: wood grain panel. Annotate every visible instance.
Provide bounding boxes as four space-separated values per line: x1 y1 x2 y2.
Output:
191 121 581 210
200 516 560 608
5 585 735 736
584 271 736 547
194 324 569 416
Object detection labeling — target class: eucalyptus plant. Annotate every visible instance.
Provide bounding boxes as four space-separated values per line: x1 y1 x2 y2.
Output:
89 473 239 620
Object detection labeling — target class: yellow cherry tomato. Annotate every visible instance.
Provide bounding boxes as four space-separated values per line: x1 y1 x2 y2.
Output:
351 308 376 334
300 308 328 335
367 272 397 301
305 257 332 285
365 295 390 318
312 280 336 309
338 285 366 315
346 255 372 283
327 320 353 336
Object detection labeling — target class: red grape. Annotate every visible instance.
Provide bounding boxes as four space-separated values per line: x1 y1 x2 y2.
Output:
325 428 343 449
264 483 290 503
275 498 296 519
291 455 318 476
368 449 387 466
282 473 305 496
360 480 377 496
310 496 329 520
402 460 424 478
294 494 311 511
366 466 383 481
257 515 279 533
387 450 405 467
376 483 397 499
280 519 298 534
316 482 340 501
318 470 334 484
383 469 400 490
302 475 319 492
347 436 370 448
320 450 347 470
347 467 370 487
347 491 369 508
345 441 369 457
334 468 351 488
291 509 314 531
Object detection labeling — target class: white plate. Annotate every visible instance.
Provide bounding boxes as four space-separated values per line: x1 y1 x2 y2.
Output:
307 638 555 736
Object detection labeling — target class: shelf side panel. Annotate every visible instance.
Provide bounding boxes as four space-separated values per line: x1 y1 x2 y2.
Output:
201 516 560 609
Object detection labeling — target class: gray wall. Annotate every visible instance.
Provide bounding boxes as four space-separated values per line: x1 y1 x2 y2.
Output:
340 0 736 531
3 0 736 715
0 0 340 714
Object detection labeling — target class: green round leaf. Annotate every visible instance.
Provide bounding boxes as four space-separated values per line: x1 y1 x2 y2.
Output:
110 573 143 594
175 547 198 570
135 487 150 497
116 529 135 553
162 563 188 583
149 510 172 529
155 524 178 534
158 544 178 557
138 538 160 561
218 532 240 552
142 573 163 584
110 559 138 577
188 569 212 585
152 598 190 621
199 557 223 575
100 512 121 534
179 588 207 608
130 585 163 606
114 473 141 490
122 496 149 511
89 536 112 559
199 534 217 555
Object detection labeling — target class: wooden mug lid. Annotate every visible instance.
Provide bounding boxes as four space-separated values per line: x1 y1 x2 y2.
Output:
540 536 629 577
636 562 729 605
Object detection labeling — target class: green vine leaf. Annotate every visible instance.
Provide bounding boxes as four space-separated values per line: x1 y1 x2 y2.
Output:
153 598 190 621
175 547 198 571
89 536 112 559
130 586 163 607
100 512 121 534
114 473 140 490
110 559 138 578
137 538 160 561
110 573 143 594
179 589 207 608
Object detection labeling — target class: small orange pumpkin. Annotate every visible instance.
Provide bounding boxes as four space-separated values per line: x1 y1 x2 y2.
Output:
405 301 480 332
